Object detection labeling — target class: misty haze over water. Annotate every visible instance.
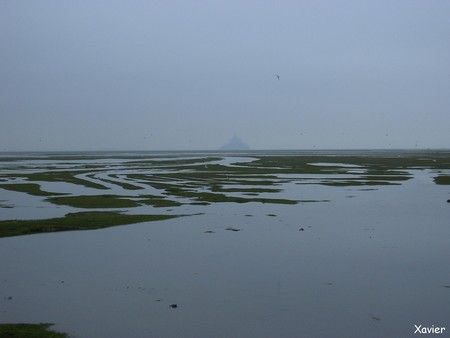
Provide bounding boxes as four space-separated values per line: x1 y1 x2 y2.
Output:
1 1 450 151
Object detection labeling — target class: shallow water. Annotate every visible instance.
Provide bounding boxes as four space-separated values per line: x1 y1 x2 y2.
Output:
0 151 449 338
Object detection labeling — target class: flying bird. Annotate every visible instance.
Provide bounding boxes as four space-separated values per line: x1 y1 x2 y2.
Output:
275 74 280 80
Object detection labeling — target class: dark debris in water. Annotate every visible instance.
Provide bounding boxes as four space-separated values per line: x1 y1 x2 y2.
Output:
226 227 241 232
204 230 215 234
169 304 178 309
299 227 305 231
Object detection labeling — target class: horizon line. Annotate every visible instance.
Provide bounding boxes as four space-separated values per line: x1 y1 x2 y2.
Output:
1 147 450 154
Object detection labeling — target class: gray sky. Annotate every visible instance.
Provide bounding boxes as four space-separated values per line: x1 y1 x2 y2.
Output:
1 0 449 151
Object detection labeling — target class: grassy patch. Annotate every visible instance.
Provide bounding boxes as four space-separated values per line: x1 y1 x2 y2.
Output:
0 323 67 337
163 187 298 204
363 175 411 181
433 175 450 185
0 211 178 238
320 180 401 187
140 198 183 208
298 199 331 202
210 185 281 193
25 171 108 190
46 195 140 208
126 156 222 166
0 183 66 197
241 153 450 172
46 194 183 209
124 177 295 204
87 174 143 190
128 173 279 187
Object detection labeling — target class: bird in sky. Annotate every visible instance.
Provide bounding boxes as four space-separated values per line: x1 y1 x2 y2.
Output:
275 74 280 80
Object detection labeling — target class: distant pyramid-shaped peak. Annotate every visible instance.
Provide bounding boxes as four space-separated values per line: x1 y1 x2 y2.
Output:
220 135 250 150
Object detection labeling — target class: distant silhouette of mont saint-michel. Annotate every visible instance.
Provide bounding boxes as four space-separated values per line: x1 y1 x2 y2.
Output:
220 135 250 150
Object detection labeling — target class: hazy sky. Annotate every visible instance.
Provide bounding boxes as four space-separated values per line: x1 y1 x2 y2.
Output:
1 0 449 151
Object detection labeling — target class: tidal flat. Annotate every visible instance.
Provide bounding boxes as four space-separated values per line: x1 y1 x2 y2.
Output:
0 150 449 338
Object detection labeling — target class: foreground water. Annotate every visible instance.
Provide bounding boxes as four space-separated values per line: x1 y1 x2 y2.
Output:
0 150 449 337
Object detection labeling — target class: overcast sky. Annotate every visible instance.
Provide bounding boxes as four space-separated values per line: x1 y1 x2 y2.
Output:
1 0 449 151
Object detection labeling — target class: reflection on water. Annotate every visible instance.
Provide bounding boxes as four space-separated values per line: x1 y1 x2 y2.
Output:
0 151 449 338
